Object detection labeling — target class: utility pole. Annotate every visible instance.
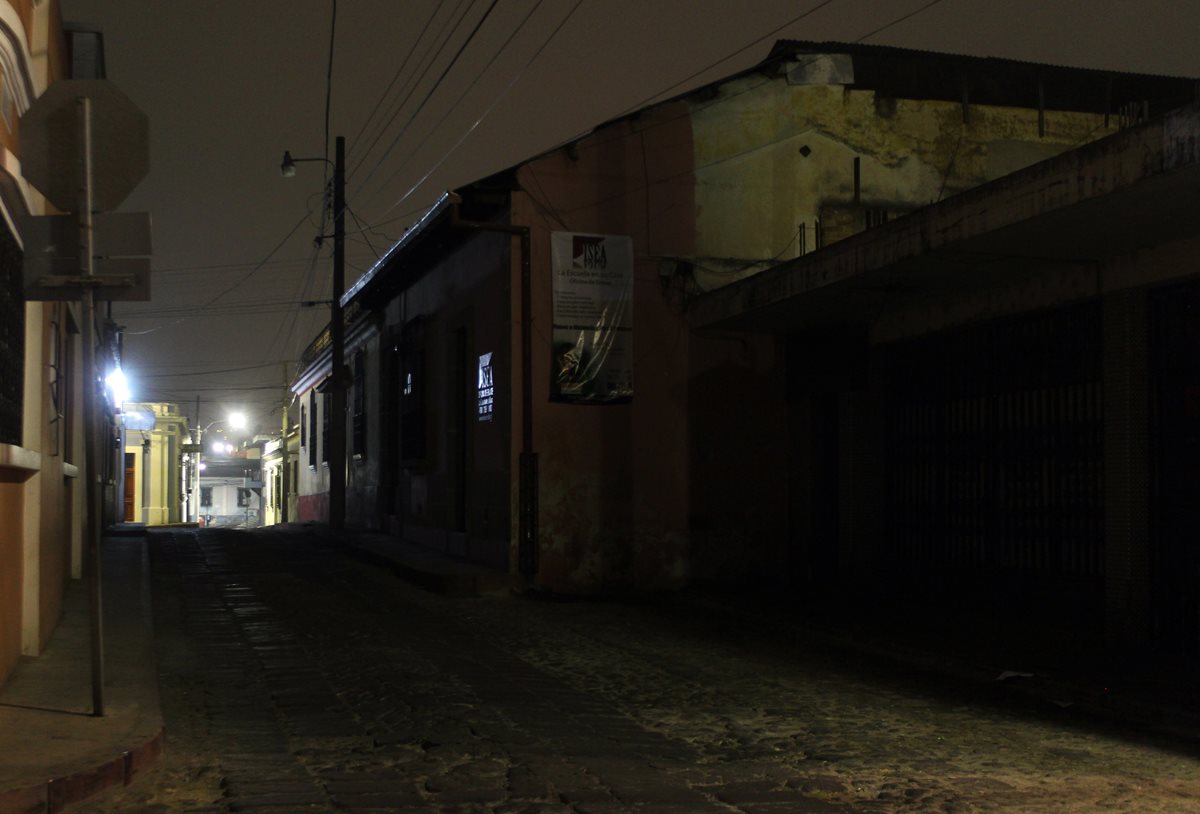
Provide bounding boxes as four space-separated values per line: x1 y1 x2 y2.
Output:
329 136 346 531
279 136 346 531
193 394 201 524
280 363 290 524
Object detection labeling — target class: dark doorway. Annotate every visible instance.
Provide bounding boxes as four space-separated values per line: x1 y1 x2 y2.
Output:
123 452 136 522
449 327 468 534
380 336 401 518
1151 280 1200 653
883 302 1104 619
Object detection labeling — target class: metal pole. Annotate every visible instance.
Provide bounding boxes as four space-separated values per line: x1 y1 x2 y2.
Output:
78 95 104 717
329 136 346 531
192 394 200 523
280 363 289 524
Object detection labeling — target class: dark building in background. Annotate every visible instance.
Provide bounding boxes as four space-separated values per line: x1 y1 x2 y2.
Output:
288 40 1199 654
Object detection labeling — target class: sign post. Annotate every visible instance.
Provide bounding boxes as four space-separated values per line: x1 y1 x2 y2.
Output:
20 79 150 717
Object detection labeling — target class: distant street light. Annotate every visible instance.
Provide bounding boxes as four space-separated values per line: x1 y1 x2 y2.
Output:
191 410 248 524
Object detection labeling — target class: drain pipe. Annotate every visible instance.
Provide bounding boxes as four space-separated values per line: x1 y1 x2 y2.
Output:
449 197 538 577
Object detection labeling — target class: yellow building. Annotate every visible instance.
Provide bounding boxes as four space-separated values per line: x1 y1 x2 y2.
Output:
120 402 189 525
261 425 298 526
687 42 1193 290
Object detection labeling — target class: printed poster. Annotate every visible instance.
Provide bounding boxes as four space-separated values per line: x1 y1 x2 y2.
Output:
550 232 633 402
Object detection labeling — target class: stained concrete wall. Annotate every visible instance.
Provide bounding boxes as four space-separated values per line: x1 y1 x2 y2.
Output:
513 101 696 592
689 68 1115 289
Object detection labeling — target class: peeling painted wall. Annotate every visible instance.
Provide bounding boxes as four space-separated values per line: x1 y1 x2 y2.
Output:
689 66 1116 290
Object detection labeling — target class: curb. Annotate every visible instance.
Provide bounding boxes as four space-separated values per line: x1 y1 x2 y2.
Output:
0 728 164 814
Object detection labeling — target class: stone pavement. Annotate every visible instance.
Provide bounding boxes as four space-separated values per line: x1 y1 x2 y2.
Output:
75 527 1200 812
0 531 163 814
9 522 1200 812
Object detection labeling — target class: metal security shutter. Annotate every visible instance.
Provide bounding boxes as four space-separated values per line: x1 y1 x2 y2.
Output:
884 301 1104 607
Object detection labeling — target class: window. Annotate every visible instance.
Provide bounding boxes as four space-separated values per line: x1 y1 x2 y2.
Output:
200 486 212 507
237 487 251 508
401 343 426 463
308 391 317 467
0 223 23 446
352 351 366 458
321 390 331 463
300 403 307 448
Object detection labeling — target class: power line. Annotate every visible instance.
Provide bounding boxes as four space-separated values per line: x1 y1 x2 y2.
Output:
139 362 285 379
351 0 502 204
348 0 478 183
360 0 547 209
347 1 444 162
858 0 950 42
154 257 315 277
376 0 585 221
324 0 337 175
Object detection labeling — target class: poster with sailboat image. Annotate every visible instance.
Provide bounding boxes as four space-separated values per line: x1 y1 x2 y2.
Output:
550 232 634 403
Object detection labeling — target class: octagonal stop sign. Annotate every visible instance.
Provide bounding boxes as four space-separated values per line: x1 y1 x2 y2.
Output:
21 79 148 212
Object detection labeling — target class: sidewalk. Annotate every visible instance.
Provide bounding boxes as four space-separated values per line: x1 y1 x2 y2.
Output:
0 532 163 814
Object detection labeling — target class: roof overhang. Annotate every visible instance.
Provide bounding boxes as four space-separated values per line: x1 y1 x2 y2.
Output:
690 104 1200 334
340 191 456 308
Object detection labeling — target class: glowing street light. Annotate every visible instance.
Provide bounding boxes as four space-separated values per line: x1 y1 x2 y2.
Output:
191 409 249 524
105 366 130 407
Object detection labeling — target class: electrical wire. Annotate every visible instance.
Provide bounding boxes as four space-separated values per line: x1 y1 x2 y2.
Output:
348 0 478 184
502 0 955 179
139 362 286 379
374 0 585 221
324 0 337 177
359 0 547 208
856 0 950 42
347 1 444 165
350 0 502 203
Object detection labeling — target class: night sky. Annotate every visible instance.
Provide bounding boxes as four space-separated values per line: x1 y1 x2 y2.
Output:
58 0 1200 433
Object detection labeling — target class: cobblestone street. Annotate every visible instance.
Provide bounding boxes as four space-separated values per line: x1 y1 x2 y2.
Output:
79 528 1200 813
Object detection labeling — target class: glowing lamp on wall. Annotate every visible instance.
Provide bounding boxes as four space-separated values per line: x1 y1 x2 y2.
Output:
105 367 131 407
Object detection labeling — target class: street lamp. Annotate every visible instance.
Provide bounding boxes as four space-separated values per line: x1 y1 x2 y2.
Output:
191 410 248 525
280 137 346 531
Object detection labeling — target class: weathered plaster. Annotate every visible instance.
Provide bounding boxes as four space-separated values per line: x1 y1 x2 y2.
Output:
690 76 1114 285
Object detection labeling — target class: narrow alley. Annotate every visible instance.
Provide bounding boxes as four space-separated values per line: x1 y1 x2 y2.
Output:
75 527 1200 813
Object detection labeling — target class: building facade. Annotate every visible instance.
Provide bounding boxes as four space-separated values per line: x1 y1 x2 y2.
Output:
199 452 262 528
689 103 1200 651
120 402 188 525
261 426 298 526
293 42 1194 622
0 3 114 690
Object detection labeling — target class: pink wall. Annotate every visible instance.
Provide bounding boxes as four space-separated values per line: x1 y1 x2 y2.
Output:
0 473 22 686
512 102 696 592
